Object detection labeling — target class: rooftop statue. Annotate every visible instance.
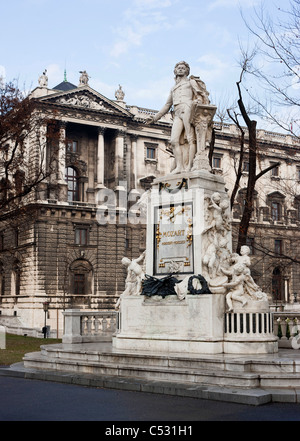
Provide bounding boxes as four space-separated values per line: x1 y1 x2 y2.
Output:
38 70 48 88
115 84 125 102
79 70 90 86
146 61 216 173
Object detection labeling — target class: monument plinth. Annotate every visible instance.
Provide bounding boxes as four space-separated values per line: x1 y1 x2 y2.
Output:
113 61 278 355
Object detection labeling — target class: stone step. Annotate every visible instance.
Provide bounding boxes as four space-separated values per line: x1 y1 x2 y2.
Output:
23 346 300 390
23 351 261 389
37 344 300 375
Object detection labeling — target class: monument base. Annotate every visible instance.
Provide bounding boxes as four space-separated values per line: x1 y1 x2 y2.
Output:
223 339 278 354
224 311 278 354
113 294 225 355
112 335 224 355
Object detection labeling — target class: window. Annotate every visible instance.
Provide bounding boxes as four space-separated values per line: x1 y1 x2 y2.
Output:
272 267 283 302
274 239 283 255
246 237 255 255
212 156 221 169
243 161 249 172
146 146 156 160
145 142 158 161
67 140 78 153
271 162 280 177
74 274 85 294
12 260 20 296
267 192 285 223
65 167 79 201
69 259 93 296
271 202 281 221
75 228 88 245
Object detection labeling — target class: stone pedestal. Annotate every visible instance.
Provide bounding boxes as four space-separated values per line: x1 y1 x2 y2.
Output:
114 170 229 355
113 294 225 354
62 309 83 343
145 170 230 279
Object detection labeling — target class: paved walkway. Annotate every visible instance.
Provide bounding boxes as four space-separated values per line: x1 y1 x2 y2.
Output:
1 344 300 406
1 375 300 421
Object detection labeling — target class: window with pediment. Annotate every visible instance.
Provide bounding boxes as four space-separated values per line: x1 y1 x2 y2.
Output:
267 192 285 222
145 142 158 162
272 267 284 302
69 259 93 295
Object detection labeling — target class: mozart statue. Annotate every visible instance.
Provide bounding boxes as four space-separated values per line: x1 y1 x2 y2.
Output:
147 61 215 173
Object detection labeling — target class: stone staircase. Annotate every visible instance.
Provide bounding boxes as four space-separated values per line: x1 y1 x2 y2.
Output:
23 342 300 391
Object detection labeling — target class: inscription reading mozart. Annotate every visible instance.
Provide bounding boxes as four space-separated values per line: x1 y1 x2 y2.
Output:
154 202 194 276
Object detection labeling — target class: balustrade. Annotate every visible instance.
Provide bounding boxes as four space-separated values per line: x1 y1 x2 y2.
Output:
224 312 274 338
63 309 118 343
63 308 300 349
273 312 300 348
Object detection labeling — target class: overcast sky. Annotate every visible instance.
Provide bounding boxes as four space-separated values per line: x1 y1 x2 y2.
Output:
0 0 289 115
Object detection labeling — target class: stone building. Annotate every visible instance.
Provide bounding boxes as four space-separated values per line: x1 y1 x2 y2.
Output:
0 70 299 337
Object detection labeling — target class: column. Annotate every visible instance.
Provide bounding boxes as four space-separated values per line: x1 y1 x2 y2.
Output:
58 122 67 183
39 123 48 176
114 130 127 220
131 135 138 189
284 277 290 303
115 130 126 184
97 127 106 188
36 123 48 201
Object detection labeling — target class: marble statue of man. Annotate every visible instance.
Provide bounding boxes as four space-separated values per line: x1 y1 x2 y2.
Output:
147 61 210 173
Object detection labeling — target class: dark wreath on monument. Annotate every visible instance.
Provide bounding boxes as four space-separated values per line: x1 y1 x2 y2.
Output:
141 274 211 298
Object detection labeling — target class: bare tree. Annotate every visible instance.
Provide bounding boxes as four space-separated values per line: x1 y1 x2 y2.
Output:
0 78 58 220
240 0 300 136
226 58 280 253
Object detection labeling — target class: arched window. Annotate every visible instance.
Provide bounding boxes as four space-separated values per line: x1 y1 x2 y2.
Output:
267 192 285 222
272 267 283 303
65 167 79 201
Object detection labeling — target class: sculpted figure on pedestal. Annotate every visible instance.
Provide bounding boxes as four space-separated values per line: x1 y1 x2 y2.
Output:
115 251 146 309
202 192 231 285
146 61 214 173
38 70 48 87
220 246 269 312
79 70 89 86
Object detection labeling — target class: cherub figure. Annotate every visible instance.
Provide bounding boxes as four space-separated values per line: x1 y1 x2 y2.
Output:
223 264 248 312
202 193 230 236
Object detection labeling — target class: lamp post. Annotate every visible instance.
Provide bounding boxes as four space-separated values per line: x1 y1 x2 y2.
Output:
43 301 49 338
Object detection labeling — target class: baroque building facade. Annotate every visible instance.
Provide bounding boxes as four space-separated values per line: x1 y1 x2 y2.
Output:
0 71 299 337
